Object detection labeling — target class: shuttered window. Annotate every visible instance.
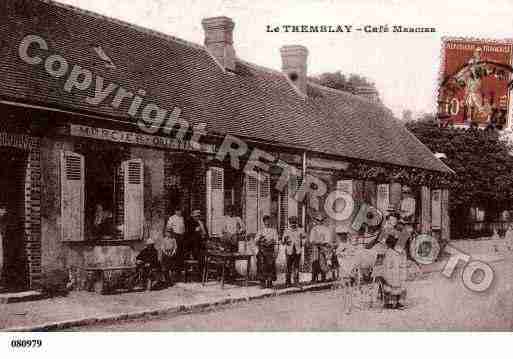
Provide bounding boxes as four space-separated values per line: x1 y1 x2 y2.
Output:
207 167 224 236
278 175 299 231
376 183 390 213
60 151 85 241
258 172 271 232
122 159 144 240
245 172 276 234
431 189 442 229
244 174 258 234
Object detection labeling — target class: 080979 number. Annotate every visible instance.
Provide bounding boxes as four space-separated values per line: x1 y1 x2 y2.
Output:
10 339 42 348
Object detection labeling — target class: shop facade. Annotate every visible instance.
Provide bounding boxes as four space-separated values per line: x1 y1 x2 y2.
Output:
0 1 453 291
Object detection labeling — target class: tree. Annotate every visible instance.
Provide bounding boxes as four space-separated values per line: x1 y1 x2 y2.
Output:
401 110 413 123
406 114 513 238
309 71 378 95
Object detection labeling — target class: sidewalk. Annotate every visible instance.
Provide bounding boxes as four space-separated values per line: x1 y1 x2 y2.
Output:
0 273 333 332
1 247 509 332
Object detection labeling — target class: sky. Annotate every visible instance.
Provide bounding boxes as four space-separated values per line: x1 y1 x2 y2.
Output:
59 0 513 118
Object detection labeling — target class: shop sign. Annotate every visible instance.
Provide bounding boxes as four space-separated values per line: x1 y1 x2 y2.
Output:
0 132 39 150
70 124 216 154
307 157 350 170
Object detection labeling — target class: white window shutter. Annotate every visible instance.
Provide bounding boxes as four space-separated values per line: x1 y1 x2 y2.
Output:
377 183 390 213
258 173 271 231
431 189 442 229
279 181 289 233
207 167 224 236
60 151 84 241
123 159 144 240
245 174 258 235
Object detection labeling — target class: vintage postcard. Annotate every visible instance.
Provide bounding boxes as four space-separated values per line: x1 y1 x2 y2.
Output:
0 1 512 355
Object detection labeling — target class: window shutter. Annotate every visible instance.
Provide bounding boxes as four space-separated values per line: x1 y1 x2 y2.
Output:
206 167 224 236
245 174 258 234
287 175 299 218
389 182 402 210
431 189 442 229
258 173 271 231
279 181 289 233
122 159 144 240
376 183 390 213
60 151 84 241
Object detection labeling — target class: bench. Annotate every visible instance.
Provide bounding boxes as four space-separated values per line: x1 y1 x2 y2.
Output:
83 265 137 294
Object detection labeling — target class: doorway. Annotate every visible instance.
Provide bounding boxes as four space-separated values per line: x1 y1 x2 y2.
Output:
165 153 203 218
0 147 28 292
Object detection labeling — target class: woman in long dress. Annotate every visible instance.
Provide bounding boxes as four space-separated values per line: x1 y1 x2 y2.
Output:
256 215 278 288
382 234 407 309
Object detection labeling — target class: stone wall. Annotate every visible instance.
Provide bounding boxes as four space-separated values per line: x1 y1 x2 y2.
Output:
39 137 169 289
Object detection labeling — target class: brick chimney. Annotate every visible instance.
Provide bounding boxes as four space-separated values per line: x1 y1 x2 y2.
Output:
202 16 236 71
280 45 308 95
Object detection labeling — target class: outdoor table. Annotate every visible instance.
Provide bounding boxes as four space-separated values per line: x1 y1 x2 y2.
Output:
202 251 252 289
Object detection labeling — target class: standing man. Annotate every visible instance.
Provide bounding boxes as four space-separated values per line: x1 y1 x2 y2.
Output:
165 208 185 280
309 213 333 283
282 216 306 287
186 209 209 274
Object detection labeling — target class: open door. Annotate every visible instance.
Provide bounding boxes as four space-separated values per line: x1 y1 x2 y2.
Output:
0 148 29 291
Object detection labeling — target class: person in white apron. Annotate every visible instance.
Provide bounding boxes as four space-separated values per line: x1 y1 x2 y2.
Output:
165 208 185 279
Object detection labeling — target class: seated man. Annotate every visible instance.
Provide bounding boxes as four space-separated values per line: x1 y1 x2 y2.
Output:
135 238 160 290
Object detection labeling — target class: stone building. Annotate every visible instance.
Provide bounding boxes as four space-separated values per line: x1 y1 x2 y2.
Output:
0 0 452 292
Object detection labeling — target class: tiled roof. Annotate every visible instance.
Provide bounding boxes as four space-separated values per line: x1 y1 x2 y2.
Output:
0 0 452 173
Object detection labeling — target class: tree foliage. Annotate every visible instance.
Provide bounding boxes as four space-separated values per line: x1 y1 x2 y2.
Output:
309 71 378 94
406 114 513 232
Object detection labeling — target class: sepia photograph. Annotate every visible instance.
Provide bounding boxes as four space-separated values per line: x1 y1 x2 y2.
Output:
0 0 512 356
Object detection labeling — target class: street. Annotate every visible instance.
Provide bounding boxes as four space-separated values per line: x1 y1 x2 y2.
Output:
72 260 513 331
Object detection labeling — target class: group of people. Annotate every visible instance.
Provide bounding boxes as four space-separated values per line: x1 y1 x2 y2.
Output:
135 207 209 289
306 210 413 310
133 203 414 312
254 215 306 288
